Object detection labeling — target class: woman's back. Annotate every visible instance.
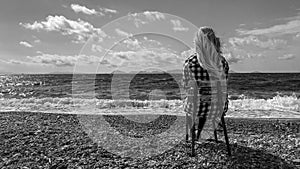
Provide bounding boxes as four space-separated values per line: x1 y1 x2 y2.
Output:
183 53 229 118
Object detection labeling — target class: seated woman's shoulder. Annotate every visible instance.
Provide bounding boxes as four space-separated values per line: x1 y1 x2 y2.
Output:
220 54 228 64
185 53 197 62
219 54 226 60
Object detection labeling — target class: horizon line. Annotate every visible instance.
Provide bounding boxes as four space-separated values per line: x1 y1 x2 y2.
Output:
1 71 300 74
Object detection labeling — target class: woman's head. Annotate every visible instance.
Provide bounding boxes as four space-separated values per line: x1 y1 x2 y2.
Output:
197 27 221 54
194 26 224 78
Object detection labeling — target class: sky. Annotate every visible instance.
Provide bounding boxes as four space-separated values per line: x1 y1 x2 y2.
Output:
0 0 300 73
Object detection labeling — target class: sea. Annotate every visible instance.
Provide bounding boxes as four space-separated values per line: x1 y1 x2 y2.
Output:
0 73 300 116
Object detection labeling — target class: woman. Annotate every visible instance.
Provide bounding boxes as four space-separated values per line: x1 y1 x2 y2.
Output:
183 27 229 143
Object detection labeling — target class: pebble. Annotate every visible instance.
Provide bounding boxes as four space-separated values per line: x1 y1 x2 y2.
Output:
292 159 300 164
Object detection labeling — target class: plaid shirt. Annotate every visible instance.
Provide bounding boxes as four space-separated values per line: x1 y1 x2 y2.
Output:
182 53 229 118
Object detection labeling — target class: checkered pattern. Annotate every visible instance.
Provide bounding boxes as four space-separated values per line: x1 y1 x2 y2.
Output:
182 53 229 118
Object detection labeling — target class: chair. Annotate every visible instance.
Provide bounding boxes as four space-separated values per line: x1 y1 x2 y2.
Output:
185 80 231 157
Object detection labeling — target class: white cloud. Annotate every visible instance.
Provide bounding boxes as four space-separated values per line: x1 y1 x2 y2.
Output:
0 59 29 65
222 52 244 64
221 43 262 64
34 39 41 43
19 41 33 48
226 16 300 64
99 59 117 68
122 38 141 50
115 28 132 37
229 36 287 49
20 15 107 43
20 21 43 30
180 49 194 59
32 36 41 43
27 52 100 67
100 7 118 14
278 54 296 60
113 36 166 52
71 4 103 16
108 47 181 69
237 16 300 36
111 51 133 61
231 13 300 64
128 11 165 27
143 11 165 21
246 53 263 58
70 4 118 16
110 50 139 59
91 44 103 52
9 60 28 65
170 19 189 32
293 33 300 40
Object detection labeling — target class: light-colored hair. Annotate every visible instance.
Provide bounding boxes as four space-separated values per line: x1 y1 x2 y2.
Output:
199 27 221 54
194 26 224 79
194 27 227 122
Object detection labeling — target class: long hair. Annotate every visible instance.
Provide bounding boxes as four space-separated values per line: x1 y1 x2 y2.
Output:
194 27 224 79
194 27 227 131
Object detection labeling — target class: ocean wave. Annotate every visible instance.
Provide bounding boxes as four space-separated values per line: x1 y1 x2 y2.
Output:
0 94 299 116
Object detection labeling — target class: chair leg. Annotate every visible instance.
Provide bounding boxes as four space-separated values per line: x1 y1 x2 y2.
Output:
196 116 206 141
214 130 218 143
191 124 196 157
221 116 231 156
186 114 189 142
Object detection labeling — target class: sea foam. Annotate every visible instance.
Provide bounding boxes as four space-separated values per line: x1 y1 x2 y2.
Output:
0 94 299 117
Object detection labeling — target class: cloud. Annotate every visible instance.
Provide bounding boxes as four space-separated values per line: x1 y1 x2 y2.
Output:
99 59 110 65
0 59 29 65
114 53 130 60
71 4 103 16
237 16 300 36
180 49 194 59
20 15 107 43
19 41 33 48
122 38 141 50
108 48 180 68
143 36 162 46
231 12 300 64
34 39 41 43
228 36 287 49
99 59 117 68
222 52 244 64
27 52 100 67
70 4 118 16
278 54 296 60
32 36 41 43
100 7 118 14
110 50 138 59
221 43 260 64
91 44 103 52
226 34 287 64
8 60 27 65
143 11 165 21
128 11 165 27
113 35 163 51
170 19 189 32
115 28 133 37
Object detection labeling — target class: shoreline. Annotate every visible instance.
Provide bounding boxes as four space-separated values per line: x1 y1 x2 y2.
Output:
1 109 300 119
